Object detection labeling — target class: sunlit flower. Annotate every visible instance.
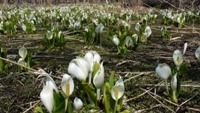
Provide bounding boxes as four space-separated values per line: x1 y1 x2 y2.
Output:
95 23 104 33
155 63 171 80
68 57 89 81
19 47 27 59
73 97 83 110
39 74 58 113
93 62 104 88
171 74 177 91
61 74 74 97
195 46 200 60
84 50 101 72
173 50 183 68
111 78 124 101
135 22 140 32
125 36 133 48
112 35 120 46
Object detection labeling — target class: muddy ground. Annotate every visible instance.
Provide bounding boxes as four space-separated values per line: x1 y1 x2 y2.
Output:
0 8 200 113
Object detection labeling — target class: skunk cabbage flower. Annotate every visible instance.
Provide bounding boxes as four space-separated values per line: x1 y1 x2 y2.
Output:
195 46 200 60
95 23 104 33
19 47 27 59
73 97 83 110
61 74 74 97
141 32 148 43
173 50 183 68
84 51 101 72
183 42 187 55
132 34 138 43
68 57 89 81
111 78 125 101
22 24 26 31
155 63 171 80
112 35 120 46
93 62 104 88
135 22 140 32
18 58 27 66
171 74 177 91
39 74 58 113
46 31 53 40
125 36 133 48
145 26 152 37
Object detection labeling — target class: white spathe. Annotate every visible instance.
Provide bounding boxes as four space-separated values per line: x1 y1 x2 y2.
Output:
19 47 27 59
93 62 105 88
95 23 104 33
183 42 187 55
73 97 83 110
84 51 101 72
61 74 74 97
39 74 58 113
155 63 171 80
195 46 200 60
68 57 89 81
135 22 140 32
125 36 133 48
112 35 120 46
173 49 183 67
171 74 177 91
111 78 125 101
145 26 152 37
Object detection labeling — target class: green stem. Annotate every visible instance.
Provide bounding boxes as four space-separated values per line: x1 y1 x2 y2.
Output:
65 98 69 111
114 99 118 113
97 88 100 101
172 91 178 103
165 80 169 94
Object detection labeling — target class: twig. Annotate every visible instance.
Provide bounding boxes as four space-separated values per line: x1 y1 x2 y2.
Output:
0 56 37 72
142 88 176 113
125 81 163 103
124 71 153 83
22 100 40 113
140 88 180 107
176 93 198 112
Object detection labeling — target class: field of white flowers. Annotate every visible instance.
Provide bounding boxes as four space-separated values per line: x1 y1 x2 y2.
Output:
0 3 200 113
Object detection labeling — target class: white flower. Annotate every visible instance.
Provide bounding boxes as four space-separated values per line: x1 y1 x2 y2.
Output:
145 26 152 37
132 34 138 43
68 57 89 81
22 24 26 31
173 50 183 67
18 58 27 67
183 42 187 55
93 62 104 88
111 78 125 101
95 23 104 33
141 32 148 43
84 51 101 72
171 74 177 91
125 36 133 48
61 74 74 97
19 47 27 59
39 74 58 113
73 97 83 110
155 63 171 80
112 35 120 46
195 46 200 60
135 22 140 32
46 31 53 40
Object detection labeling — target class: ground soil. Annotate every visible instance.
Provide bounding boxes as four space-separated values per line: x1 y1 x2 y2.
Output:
0 7 200 113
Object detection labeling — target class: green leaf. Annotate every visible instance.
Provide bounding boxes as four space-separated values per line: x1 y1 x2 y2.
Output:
103 83 113 113
52 90 66 113
92 61 100 77
82 81 97 105
34 106 46 113
109 71 115 88
67 100 73 113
